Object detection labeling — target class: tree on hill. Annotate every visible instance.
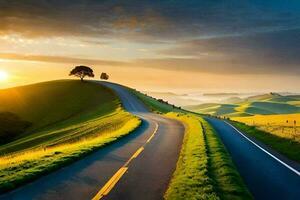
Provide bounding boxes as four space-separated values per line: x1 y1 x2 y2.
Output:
100 72 109 80
69 66 94 81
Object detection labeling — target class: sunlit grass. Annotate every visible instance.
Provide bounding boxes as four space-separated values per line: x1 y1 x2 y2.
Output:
232 114 300 142
289 101 300 106
234 103 250 113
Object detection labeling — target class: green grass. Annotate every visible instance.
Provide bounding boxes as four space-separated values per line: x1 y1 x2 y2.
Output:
164 113 251 200
229 121 300 163
0 80 141 193
249 102 300 114
215 104 238 116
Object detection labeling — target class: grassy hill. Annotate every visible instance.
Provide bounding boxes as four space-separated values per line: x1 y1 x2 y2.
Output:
0 80 140 193
185 93 300 117
0 80 117 134
0 80 122 152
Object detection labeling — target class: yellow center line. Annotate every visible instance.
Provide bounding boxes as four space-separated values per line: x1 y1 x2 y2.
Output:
123 147 144 167
132 147 144 159
92 167 128 200
146 134 155 143
146 123 159 143
92 122 159 200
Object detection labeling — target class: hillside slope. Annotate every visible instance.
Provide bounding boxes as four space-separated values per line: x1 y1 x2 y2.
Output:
0 80 130 154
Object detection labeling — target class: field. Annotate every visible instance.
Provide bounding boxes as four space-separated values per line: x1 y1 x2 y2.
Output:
231 114 300 142
186 93 300 117
0 80 141 193
164 113 251 200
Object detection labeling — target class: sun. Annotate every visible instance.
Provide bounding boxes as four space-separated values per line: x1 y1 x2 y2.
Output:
0 70 9 81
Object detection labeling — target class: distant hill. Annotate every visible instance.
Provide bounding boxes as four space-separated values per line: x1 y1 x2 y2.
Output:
185 93 300 117
203 93 240 96
223 97 244 104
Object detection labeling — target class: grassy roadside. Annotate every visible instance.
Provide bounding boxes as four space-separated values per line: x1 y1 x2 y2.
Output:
200 118 252 200
229 121 300 163
0 110 140 193
164 113 252 200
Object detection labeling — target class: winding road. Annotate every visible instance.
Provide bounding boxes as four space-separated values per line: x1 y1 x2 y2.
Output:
206 117 300 200
0 82 184 200
2 81 300 200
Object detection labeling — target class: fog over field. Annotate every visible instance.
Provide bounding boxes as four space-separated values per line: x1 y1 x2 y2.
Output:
143 91 300 107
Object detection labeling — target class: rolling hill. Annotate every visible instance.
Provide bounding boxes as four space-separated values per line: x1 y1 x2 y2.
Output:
0 80 136 154
0 80 118 133
185 93 300 117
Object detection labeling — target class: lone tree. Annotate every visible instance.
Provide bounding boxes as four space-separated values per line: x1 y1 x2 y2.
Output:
100 72 109 80
69 66 94 81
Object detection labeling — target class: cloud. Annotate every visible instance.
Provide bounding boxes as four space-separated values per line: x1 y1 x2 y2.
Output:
0 0 171 43
0 53 128 66
0 0 300 76
155 29 300 75
1 0 300 41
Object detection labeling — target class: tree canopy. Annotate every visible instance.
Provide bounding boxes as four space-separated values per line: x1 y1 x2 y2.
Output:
69 66 94 81
100 72 109 80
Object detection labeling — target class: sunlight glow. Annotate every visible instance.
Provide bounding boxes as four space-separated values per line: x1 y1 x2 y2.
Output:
0 70 9 81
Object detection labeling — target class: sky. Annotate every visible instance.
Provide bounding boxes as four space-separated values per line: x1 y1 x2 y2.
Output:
0 0 300 93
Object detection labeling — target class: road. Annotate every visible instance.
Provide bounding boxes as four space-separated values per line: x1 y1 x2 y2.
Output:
0 82 184 200
205 117 300 200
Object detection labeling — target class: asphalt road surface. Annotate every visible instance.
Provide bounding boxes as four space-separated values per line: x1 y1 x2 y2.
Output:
206 117 300 200
0 82 184 200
